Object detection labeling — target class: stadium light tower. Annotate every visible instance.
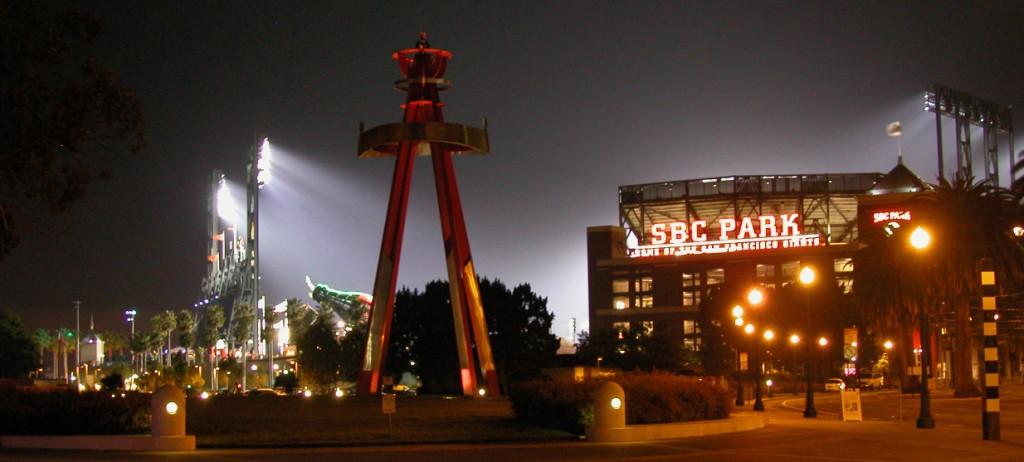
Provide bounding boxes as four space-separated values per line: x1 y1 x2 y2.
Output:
243 135 271 391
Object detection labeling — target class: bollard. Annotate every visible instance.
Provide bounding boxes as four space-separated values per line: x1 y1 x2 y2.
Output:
591 381 626 434
151 385 186 438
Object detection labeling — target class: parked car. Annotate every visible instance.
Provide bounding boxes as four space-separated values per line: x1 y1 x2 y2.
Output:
825 378 846 392
858 373 885 390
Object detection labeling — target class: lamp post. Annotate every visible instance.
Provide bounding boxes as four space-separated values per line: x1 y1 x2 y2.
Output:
125 309 137 374
909 226 935 429
732 305 745 406
745 288 766 412
756 329 775 411
799 265 817 418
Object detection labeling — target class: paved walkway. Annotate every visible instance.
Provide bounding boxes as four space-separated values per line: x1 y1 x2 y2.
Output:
3 387 1023 461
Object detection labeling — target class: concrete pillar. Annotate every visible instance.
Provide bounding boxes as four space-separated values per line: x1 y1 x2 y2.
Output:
591 381 626 432
151 385 186 438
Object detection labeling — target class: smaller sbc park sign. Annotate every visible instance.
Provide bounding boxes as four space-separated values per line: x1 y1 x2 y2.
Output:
629 213 822 258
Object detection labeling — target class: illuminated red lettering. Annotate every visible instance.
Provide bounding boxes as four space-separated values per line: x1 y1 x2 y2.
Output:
670 222 687 243
719 218 736 240
759 215 778 237
691 220 708 241
781 213 799 236
650 223 667 244
738 217 757 239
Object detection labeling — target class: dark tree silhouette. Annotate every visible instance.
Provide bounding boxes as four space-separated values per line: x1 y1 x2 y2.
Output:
0 1 144 259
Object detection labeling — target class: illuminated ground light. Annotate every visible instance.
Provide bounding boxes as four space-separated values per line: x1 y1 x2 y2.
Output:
165 402 179 415
610 397 622 410
334 388 344 398
200 391 210 400
303 389 313 398
478 388 487 397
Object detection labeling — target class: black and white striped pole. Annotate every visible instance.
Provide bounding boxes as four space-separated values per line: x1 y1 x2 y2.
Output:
979 258 1000 441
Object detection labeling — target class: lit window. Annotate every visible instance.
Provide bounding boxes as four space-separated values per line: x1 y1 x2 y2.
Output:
612 296 628 310
640 321 654 336
612 279 629 294
683 320 700 335
834 258 853 273
635 276 653 293
706 268 725 288
638 295 654 309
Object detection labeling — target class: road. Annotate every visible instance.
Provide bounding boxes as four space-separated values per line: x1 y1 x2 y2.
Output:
776 383 1024 432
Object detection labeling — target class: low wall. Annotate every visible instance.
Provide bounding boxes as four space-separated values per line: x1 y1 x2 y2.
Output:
588 412 765 443
1 434 195 451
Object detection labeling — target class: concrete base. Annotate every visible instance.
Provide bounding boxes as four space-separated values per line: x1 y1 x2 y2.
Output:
1 434 196 451
587 413 765 443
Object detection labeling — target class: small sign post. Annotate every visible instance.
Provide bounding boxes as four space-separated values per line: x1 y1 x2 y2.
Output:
840 389 863 422
382 393 396 437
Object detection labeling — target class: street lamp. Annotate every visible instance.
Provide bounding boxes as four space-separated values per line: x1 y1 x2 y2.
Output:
747 288 765 307
909 226 935 429
799 265 817 418
754 328 774 411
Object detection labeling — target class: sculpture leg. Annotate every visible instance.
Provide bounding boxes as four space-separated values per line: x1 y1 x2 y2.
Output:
431 144 500 396
358 145 416 396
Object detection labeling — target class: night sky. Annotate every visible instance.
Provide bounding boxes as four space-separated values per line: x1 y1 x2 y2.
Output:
2 1 1022 342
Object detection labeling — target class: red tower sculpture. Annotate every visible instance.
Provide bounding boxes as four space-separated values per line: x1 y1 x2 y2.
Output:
356 34 499 397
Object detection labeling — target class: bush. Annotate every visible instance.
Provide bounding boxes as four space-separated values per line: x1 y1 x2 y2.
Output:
509 371 732 434
0 386 150 435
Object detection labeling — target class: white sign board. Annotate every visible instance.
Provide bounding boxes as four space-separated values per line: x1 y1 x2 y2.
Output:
840 389 863 422
382 394 396 415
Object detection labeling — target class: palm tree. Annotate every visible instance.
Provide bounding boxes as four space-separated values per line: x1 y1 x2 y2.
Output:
32 329 52 377
177 310 196 366
149 311 176 369
55 328 74 383
199 305 225 389
926 174 1024 396
101 331 128 361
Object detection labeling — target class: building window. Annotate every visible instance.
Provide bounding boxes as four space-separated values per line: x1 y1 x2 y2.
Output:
706 268 725 291
612 279 629 294
613 322 630 339
683 337 702 351
640 321 654 336
834 258 853 273
837 276 853 294
781 261 800 284
612 296 628 310
683 319 700 335
682 272 700 307
635 276 653 293
637 295 654 309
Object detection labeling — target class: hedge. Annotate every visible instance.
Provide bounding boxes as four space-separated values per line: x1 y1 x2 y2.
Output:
0 386 150 435
509 371 732 434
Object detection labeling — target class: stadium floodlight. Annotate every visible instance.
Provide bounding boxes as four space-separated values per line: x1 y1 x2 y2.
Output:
256 138 271 188
217 179 239 223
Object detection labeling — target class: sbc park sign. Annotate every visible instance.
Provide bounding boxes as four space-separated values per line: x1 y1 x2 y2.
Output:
629 213 822 258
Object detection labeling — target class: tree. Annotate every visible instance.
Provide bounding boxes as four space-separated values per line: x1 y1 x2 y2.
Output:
176 310 195 365
32 328 52 375
286 298 314 342
296 318 342 393
0 310 37 378
0 1 144 259
54 327 74 382
198 305 225 389
229 305 254 353
576 328 684 373
149 311 175 369
929 175 1024 396
101 331 127 362
478 279 560 393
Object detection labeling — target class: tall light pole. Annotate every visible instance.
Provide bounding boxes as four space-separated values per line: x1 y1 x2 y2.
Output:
732 305 745 406
74 300 80 384
756 329 775 412
909 226 935 429
125 309 137 374
244 135 270 391
799 265 817 418
746 287 766 412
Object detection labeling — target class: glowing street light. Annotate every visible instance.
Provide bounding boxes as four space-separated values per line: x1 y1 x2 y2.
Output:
731 305 745 318
909 226 932 250
908 225 936 429
744 323 755 335
734 317 745 327
799 264 817 418
763 329 775 342
746 288 765 306
789 334 801 345
799 266 816 286
818 337 828 347
883 340 894 350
